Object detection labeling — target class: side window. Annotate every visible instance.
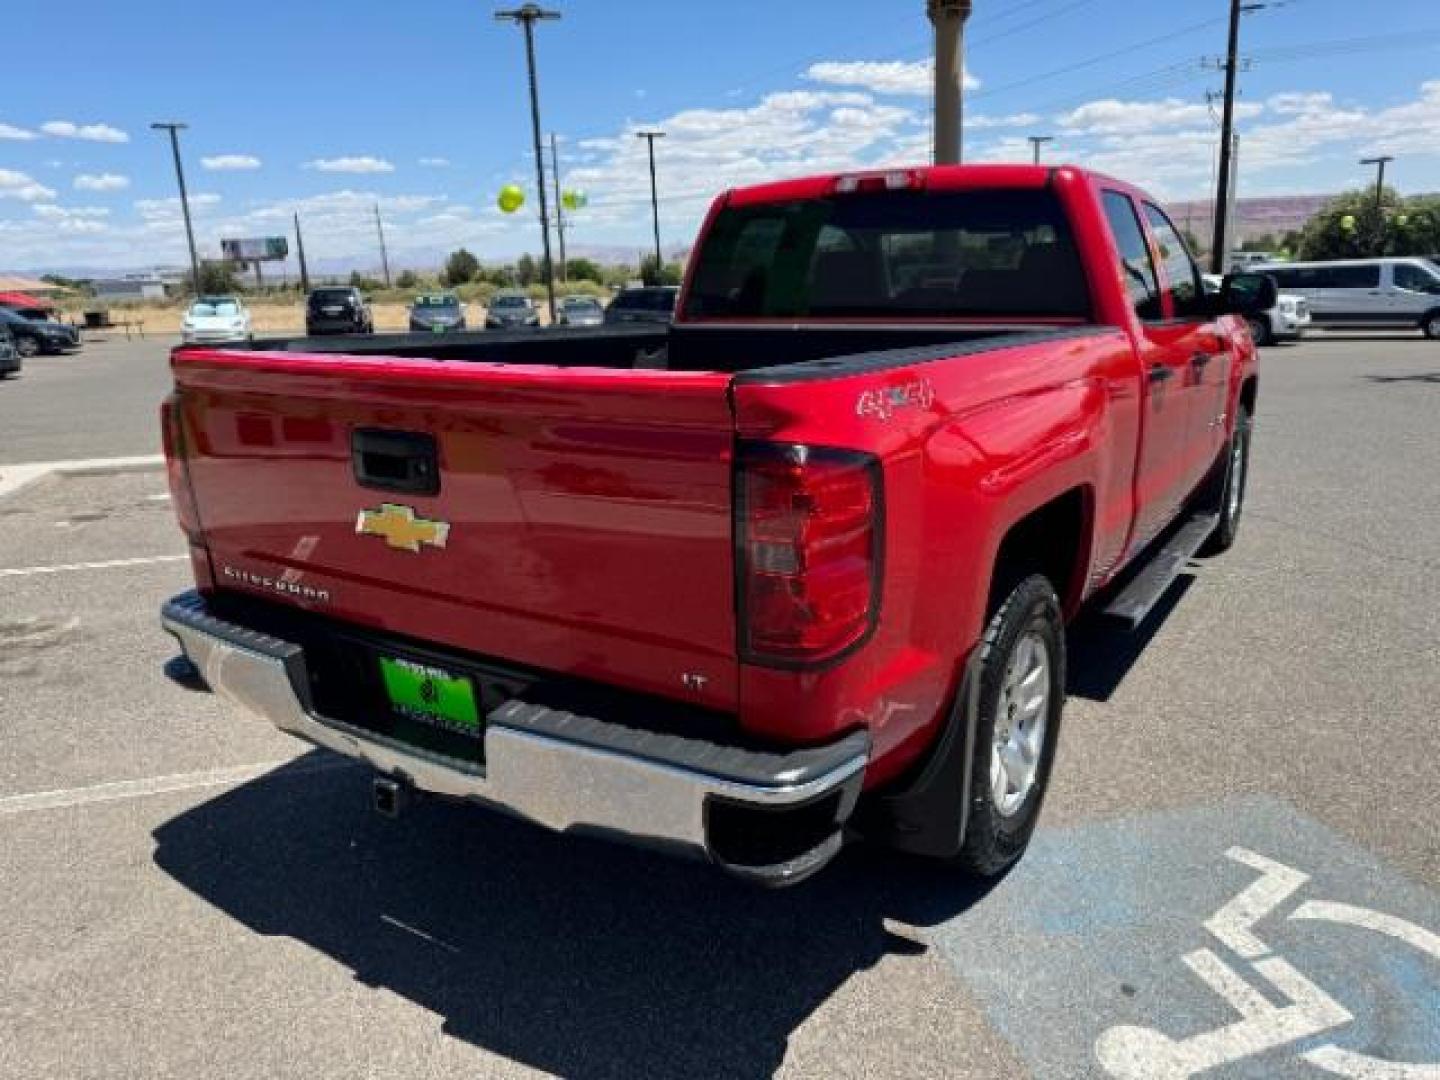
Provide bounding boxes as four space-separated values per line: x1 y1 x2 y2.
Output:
1142 203 1204 319
1102 191 1161 321
1394 263 1440 294
1324 264 1381 289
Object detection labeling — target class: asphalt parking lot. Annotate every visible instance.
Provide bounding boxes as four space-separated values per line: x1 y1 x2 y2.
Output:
1 333 1437 1078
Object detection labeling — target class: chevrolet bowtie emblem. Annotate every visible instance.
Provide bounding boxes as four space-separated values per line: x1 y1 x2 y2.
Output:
355 503 450 553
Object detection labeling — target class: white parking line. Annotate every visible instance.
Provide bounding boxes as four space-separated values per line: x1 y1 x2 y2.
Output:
0 758 355 816
0 554 188 577
0 454 165 503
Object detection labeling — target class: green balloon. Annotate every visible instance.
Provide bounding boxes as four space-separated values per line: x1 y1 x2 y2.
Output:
1395 214 1409 227
498 184 525 214
1340 214 1357 231
562 189 588 211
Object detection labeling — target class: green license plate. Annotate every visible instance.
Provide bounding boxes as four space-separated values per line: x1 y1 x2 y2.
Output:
378 656 480 735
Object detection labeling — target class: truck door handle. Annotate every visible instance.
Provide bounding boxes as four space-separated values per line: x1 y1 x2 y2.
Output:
352 428 440 496
1148 365 1174 384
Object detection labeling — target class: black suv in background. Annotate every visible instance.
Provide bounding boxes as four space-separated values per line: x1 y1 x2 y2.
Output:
305 287 373 335
603 286 679 326
0 325 20 378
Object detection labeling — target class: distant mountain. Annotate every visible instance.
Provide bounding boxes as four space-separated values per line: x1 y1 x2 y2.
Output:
1167 194 1338 246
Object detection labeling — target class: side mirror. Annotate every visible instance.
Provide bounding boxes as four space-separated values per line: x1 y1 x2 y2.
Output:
1219 272 1277 316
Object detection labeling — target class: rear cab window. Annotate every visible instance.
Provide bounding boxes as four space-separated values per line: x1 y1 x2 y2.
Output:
682 188 1092 321
1101 191 1161 321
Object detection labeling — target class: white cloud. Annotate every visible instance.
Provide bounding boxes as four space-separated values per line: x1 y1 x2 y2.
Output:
74 173 130 192
201 154 262 171
1059 98 1262 136
969 112 1042 130
807 59 978 96
41 120 129 143
0 123 37 141
304 156 395 174
0 169 57 202
31 205 110 233
133 193 222 220
419 157 451 168
33 204 110 219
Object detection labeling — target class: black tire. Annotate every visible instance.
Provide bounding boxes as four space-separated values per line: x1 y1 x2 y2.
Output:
1245 314 1272 347
952 574 1066 877
1422 311 1440 340
14 335 40 359
1201 403 1252 555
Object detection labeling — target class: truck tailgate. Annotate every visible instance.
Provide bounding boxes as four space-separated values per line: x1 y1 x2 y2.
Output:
172 348 739 711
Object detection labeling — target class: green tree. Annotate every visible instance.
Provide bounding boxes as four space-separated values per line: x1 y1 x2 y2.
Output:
639 254 683 287
566 257 604 284
1293 187 1440 260
442 248 480 286
197 261 239 294
515 253 538 286
396 269 418 290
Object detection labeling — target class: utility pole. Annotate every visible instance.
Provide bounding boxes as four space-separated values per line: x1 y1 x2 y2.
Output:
550 132 567 281
373 204 392 288
1210 0 1265 273
496 4 561 324
294 212 311 295
1360 155 1394 254
150 122 201 295
927 0 973 164
1223 131 1240 261
636 130 665 276
1028 135 1054 165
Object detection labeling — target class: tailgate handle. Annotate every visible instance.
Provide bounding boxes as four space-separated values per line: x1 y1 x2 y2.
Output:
351 429 440 496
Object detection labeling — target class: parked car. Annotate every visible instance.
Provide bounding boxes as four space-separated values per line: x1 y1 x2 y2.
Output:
181 296 252 345
603 285 679 325
1251 258 1440 339
1204 273 1310 345
306 287 373 336
408 292 467 333
485 291 539 329
0 325 20 378
555 295 604 327
161 164 1271 886
0 306 79 356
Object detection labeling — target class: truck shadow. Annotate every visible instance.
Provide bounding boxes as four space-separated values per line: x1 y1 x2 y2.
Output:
1066 577 1194 702
151 757 997 1079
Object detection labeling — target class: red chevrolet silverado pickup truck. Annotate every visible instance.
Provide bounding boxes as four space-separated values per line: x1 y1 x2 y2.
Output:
160 165 1274 885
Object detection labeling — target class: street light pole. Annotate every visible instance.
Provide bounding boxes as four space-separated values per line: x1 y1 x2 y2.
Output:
373 204 392 288
1028 135 1054 165
496 4 561 324
150 122 201 295
636 130 665 277
1360 155 1394 254
294 212 311 295
927 0 973 164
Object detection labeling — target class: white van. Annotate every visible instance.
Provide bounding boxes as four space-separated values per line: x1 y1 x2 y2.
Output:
1251 258 1440 339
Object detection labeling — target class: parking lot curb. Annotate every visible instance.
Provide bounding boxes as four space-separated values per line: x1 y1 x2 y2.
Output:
0 455 165 504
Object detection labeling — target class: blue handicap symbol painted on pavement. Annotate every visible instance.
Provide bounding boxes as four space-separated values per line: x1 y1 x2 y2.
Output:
924 798 1440 1078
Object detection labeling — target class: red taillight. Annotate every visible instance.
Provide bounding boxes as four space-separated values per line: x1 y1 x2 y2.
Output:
161 393 202 540
737 442 882 666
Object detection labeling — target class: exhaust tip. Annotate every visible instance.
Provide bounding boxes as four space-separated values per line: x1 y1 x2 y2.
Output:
372 776 408 819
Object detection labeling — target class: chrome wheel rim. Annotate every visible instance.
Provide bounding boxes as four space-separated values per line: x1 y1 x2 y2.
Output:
990 631 1050 817
1226 426 1247 524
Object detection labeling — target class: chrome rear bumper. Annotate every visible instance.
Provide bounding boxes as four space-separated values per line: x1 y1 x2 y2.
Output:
161 592 868 885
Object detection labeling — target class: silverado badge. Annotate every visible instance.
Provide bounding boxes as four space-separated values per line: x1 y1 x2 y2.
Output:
355 504 450 553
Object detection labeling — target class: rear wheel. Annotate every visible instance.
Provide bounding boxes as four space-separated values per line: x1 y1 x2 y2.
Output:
14 336 39 358
1423 311 1440 340
1245 315 1272 347
951 574 1065 877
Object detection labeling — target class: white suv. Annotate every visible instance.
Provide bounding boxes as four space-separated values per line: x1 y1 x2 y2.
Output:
1204 274 1310 346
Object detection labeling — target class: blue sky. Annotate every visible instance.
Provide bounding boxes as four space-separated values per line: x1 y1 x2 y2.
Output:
2 0 1438 274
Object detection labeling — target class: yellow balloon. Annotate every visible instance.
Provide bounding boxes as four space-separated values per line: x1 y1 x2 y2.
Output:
1340 214 1357 231
498 185 525 214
